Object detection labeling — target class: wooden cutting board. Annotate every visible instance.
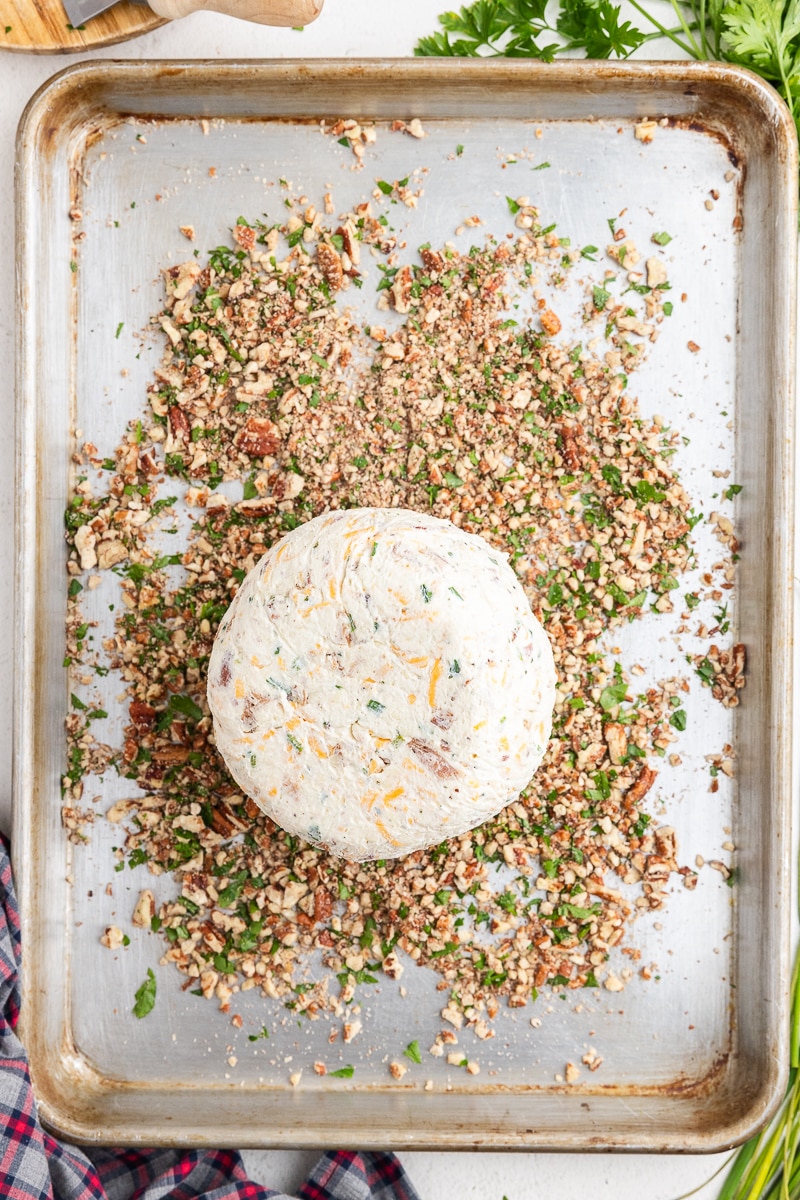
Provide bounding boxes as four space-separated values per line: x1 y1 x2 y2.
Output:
0 0 166 52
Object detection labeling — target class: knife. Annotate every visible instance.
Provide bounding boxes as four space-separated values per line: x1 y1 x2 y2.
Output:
63 0 323 29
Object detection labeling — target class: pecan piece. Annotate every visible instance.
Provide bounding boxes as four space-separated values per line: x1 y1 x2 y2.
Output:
540 308 562 336
408 738 461 779
130 699 156 731
604 721 627 765
151 745 190 765
236 495 277 518
233 223 256 251
139 446 159 476
559 424 582 472
205 800 246 838
317 243 344 291
391 266 413 314
336 221 360 266
168 406 190 440
200 920 225 954
217 654 232 689
421 247 444 274
314 888 333 924
132 889 156 928
625 766 658 809
234 416 281 458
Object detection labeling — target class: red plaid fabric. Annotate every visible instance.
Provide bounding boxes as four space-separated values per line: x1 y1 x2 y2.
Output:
0 838 419 1200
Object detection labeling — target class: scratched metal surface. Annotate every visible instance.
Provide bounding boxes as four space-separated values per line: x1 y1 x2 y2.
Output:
13 60 797 1150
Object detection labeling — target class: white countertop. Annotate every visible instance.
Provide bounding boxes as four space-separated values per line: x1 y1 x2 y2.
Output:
0 5 794 1195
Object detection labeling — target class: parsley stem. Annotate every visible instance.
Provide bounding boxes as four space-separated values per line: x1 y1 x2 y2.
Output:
697 0 707 61
635 24 700 46
625 0 699 56
666 0 703 55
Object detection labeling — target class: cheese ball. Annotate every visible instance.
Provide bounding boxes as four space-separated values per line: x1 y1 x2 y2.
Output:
207 507 556 861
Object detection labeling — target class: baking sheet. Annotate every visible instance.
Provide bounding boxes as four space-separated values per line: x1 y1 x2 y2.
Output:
13 59 797 1150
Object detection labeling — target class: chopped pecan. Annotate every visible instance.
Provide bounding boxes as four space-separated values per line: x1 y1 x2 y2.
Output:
151 745 190 765
408 738 461 779
604 721 627 765
391 266 413 314
168 406 190 440
421 247 445 274
625 766 658 809
559 424 582 472
540 309 562 336
336 221 360 265
200 920 225 954
130 699 156 731
317 243 344 291
234 417 281 458
314 888 333 923
132 889 156 927
236 496 277 517
233 223 256 251
207 799 248 838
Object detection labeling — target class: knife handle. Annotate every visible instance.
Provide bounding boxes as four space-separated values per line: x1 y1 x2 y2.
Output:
147 0 323 23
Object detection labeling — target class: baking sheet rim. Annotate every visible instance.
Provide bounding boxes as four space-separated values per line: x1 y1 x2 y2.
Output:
12 56 797 1152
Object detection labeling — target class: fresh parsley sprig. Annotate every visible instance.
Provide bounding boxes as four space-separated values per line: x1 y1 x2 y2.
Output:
415 0 644 58
415 0 800 148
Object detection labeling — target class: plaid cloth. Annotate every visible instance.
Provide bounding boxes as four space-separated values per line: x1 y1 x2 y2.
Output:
0 837 420 1200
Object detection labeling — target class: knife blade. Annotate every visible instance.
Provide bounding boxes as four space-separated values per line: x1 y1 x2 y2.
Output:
63 0 148 27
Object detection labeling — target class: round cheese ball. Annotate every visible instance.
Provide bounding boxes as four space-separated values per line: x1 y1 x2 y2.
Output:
207 507 556 861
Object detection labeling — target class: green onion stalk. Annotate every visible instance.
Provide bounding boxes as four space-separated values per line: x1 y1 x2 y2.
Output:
709 942 800 1199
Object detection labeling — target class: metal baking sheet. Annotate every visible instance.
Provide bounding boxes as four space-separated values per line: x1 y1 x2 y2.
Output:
13 59 797 1151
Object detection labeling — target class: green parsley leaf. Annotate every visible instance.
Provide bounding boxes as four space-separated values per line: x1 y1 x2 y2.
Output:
133 968 157 1018
599 680 628 710
169 694 203 722
329 1065 355 1078
404 1040 423 1063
